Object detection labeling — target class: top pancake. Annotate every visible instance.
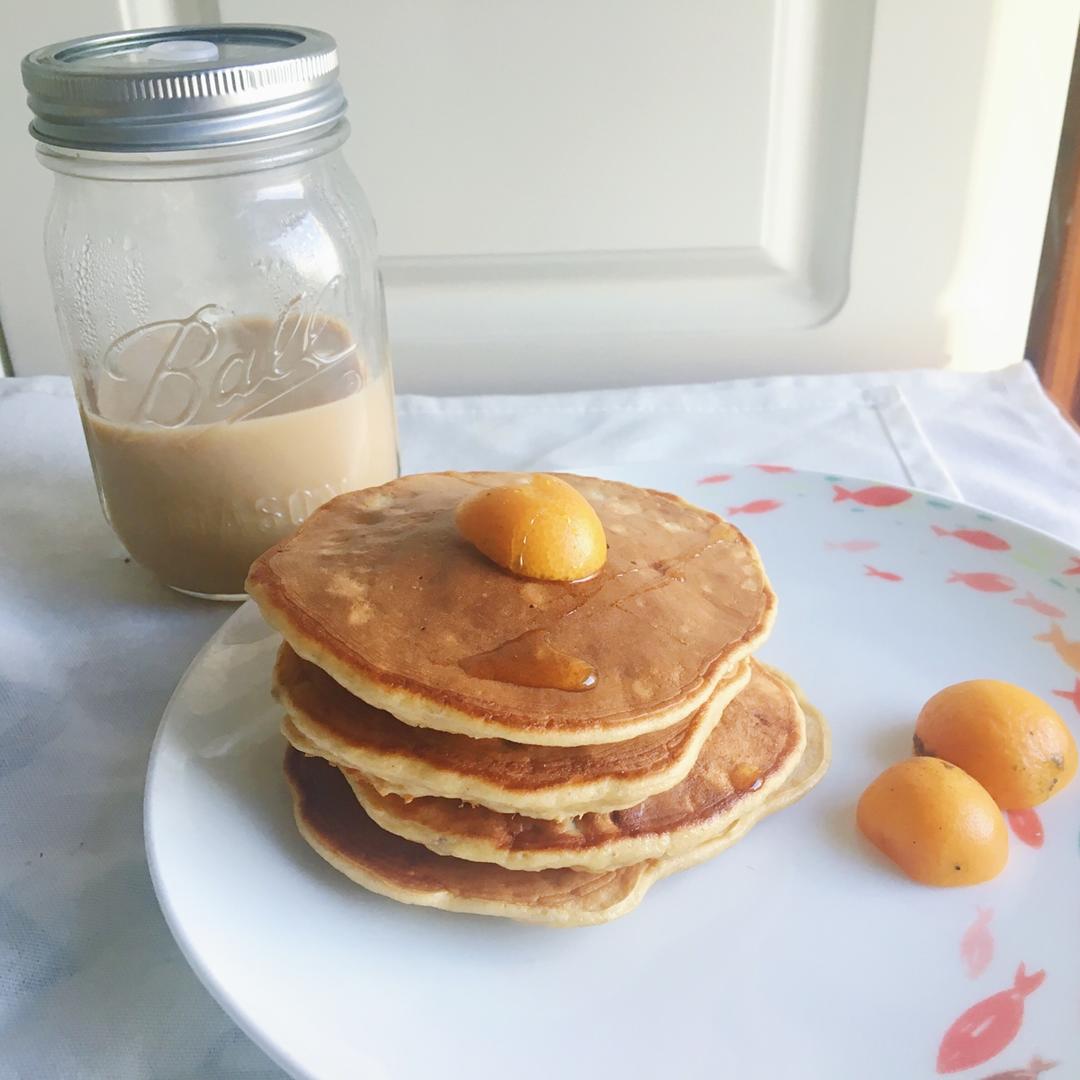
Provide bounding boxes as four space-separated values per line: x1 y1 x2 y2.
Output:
247 472 775 745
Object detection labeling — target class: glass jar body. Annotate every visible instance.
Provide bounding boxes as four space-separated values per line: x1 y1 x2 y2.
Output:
41 126 398 597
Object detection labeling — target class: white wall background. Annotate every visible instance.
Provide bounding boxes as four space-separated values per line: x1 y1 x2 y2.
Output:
1 0 1077 391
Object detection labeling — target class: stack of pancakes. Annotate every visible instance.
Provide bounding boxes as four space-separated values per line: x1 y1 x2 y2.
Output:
246 472 829 926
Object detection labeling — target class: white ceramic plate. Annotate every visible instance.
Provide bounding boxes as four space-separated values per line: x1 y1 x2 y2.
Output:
146 464 1080 1080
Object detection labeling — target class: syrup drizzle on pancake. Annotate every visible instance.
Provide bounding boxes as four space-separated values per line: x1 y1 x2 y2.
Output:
730 762 765 793
459 629 598 691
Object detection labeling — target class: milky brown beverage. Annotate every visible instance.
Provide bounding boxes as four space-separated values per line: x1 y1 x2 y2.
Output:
79 310 398 596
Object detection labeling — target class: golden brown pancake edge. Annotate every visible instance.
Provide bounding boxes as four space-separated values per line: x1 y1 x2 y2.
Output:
275 644 752 818
332 661 807 871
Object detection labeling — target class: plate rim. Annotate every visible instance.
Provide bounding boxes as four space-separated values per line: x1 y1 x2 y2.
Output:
143 597 314 1080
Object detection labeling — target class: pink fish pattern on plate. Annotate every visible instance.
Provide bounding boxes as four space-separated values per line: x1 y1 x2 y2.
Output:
977 1057 1057 1080
864 565 903 582
1007 809 1045 849
727 498 782 515
833 483 912 507
1013 593 1066 619
947 571 1017 593
933 525 1012 551
1052 679 1080 714
938 966 1046 1074
961 908 995 978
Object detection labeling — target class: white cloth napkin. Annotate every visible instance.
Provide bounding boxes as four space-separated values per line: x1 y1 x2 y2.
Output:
398 380 956 494
0 363 1077 1080
398 362 1080 544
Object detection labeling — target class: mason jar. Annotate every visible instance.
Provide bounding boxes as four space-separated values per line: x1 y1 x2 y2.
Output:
21 25 399 599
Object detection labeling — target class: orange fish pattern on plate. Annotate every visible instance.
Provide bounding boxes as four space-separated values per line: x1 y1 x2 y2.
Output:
1035 624 1080 674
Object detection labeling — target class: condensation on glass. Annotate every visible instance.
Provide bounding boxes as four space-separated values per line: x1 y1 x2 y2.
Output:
22 26 399 598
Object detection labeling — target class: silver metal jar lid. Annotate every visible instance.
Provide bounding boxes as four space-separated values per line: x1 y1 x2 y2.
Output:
22 24 345 152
